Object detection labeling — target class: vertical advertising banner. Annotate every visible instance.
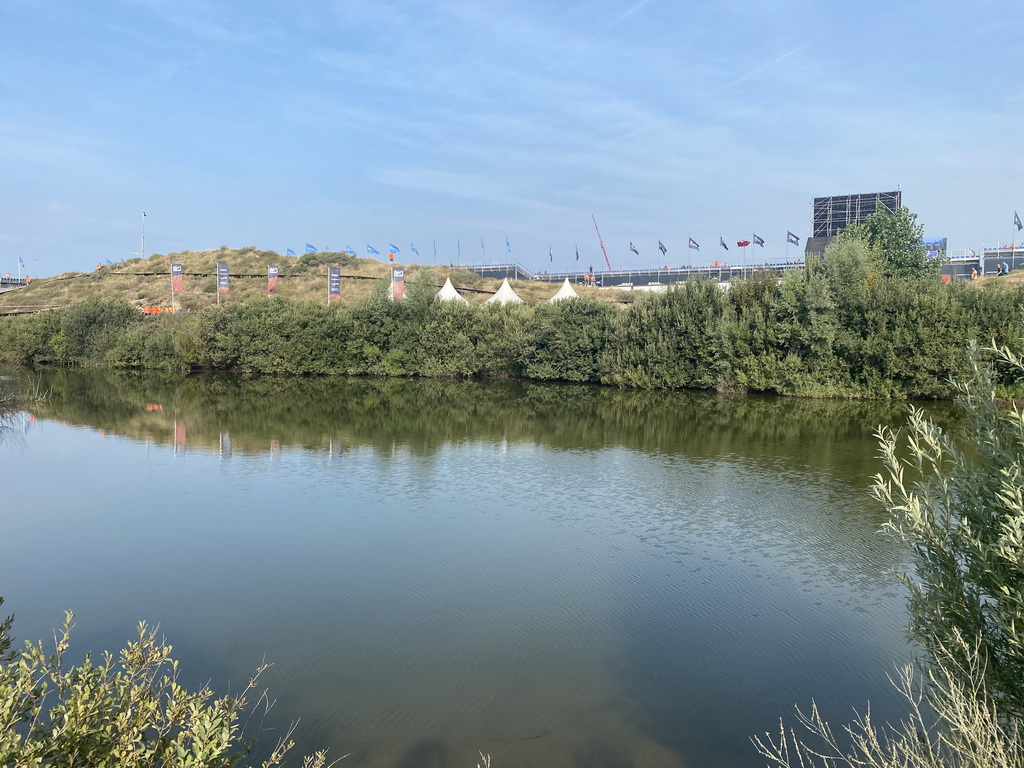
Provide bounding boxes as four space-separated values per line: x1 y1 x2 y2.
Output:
171 263 183 293
217 262 230 294
268 265 279 293
392 267 405 300
328 267 341 301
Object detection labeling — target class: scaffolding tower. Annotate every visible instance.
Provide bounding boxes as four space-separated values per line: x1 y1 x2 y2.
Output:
811 190 902 238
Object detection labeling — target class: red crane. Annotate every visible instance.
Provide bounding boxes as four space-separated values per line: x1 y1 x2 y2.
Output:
592 215 613 272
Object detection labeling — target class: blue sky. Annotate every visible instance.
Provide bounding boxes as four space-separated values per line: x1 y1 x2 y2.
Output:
1 0 1021 277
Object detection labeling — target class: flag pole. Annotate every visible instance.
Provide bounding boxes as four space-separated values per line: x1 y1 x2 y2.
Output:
1013 213 1021 272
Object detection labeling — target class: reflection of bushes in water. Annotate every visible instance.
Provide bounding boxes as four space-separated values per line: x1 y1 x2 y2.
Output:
29 369 920 479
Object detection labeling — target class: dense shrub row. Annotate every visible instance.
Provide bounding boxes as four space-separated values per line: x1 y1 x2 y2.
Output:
4 243 1023 399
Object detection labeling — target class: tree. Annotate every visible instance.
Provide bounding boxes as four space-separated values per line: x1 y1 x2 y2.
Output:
841 206 937 280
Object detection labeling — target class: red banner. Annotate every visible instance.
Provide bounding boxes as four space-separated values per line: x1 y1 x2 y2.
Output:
392 267 405 300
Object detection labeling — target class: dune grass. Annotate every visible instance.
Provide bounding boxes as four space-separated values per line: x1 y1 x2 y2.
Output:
0 247 626 313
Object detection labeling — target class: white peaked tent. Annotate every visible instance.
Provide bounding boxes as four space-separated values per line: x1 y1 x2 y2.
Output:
484 278 524 305
436 277 469 303
548 278 579 302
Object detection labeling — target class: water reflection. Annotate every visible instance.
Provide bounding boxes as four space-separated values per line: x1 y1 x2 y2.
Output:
23 367 916 471
1 368 931 768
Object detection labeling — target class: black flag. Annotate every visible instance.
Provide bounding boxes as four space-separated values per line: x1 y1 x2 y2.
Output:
629 242 639 255
658 240 667 255
787 231 800 245
720 237 728 251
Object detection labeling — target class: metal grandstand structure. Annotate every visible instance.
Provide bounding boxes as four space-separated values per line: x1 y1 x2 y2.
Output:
811 190 902 238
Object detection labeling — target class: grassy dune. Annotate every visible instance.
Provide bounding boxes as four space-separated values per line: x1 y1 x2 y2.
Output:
0 247 623 313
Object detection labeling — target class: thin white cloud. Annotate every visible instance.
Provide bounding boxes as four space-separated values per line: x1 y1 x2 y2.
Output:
552 0 655 65
125 0 262 43
714 44 809 92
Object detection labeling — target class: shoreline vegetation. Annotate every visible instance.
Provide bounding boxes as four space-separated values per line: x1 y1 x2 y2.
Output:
2 234 1023 400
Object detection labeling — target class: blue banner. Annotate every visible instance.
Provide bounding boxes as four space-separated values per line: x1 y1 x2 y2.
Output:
328 267 341 300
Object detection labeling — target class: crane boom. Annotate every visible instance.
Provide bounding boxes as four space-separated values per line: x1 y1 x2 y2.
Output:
592 215 612 271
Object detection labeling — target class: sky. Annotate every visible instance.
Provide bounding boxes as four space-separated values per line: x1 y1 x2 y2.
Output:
1 0 1022 278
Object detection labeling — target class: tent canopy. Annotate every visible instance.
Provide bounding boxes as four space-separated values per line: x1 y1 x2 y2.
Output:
548 278 579 302
436 277 469 303
484 278 524 305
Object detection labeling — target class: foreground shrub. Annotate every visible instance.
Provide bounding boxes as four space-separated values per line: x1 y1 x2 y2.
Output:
754 342 1024 766
0 603 330 768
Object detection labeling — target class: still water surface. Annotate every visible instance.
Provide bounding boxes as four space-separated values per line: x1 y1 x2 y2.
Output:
2 370 922 767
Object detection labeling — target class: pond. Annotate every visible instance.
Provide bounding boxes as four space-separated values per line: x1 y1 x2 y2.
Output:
1 369 922 768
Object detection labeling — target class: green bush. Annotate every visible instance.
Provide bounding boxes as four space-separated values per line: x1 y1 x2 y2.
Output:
755 342 1024 767
4 258 1024 398
0 602 330 768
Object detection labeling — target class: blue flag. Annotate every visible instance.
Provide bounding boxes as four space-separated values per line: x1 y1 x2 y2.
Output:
787 231 800 245
306 243 317 253
286 248 296 256
481 238 485 254
433 240 437 259
1016 211 1022 232
19 256 25 267
411 243 420 255
106 259 113 264
506 237 511 253
367 244 379 255
388 243 400 254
